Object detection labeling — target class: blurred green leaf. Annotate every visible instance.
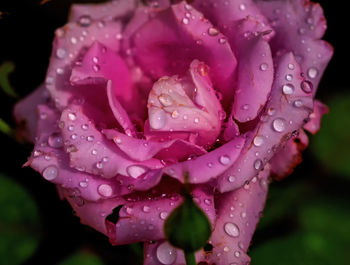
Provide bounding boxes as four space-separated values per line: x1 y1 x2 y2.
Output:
0 118 14 137
311 93 350 178
0 173 41 265
0 61 18 98
58 250 105 265
250 198 350 265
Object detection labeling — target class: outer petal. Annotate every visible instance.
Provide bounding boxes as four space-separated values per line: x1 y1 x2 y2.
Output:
218 52 314 192
106 182 216 245
304 100 329 134
231 17 274 122
256 0 333 94
69 0 137 22
103 129 206 162
197 164 270 265
13 84 49 142
131 2 237 108
59 104 163 178
270 129 309 179
45 18 122 110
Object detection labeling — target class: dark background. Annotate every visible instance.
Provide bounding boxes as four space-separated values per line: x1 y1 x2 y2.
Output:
0 1 349 265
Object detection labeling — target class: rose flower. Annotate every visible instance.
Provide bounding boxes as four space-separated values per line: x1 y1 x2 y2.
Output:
14 0 332 264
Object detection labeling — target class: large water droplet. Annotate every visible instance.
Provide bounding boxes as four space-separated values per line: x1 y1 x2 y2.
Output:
150 109 166 129
260 63 268 71
56 48 67 59
160 211 168 220
293 100 303 108
219 155 231 165
208 27 219 36
78 15 92 27
98 184 113 197
254 159 263 170
224 222 240 237
158 94 173 107
43 165 58 180
282 83 295 95
127 165 147 179
272 118 286 132
301 80 313 94
253 135 264 147
48 133 63 148
156 241 177 265
307 67 318 79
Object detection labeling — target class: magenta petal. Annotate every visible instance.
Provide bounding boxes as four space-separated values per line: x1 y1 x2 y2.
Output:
61 186 125 236
304 100 329 134
231 17 274 122
163 136 245 184
197 165 270 265
106 183 215 245
59 104 163 178
69 0 137 22
256 0 333 93
270 129 309 179
103 129 206 162
13 84 49 142
132 2 237 107
45 19 122 110
218 52 314 192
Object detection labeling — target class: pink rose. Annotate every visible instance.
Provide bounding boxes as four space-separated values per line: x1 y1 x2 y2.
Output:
14 0 332 264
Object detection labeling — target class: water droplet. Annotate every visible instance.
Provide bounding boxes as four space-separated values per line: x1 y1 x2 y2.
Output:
307 67 318 79
81 124 89 130
267 108 275 116
239 3 246 10
253 135 264 147
234 251 241 258
293 100 303 108
224 222 240 237
207 162 213 168
71 133 77 140
79 181 88 188
150 109 166 129
254 159 263 170
160 212 168 220
241 212 247 218
68 112 77 121
48 133 63 148
70 37 78 44
93 64 100 72
241 104 249 110
98 184 113 197
204 199 212 205
96 162 103 169
219 155 231 165
223 246 230 252
43 165 58 180
260 63 268 71
143 205 151 213
282 83 295 95
219 37 227 44
208 27 219 36
68 125 75 131
285 74 293 81
272 118 286 132
127 165 147 178
301 80 313 94
56 68 64 75
158 94 173 107
194 117 199 124
56 48 66 59
228 175 236 183
288 63 295 70
87 136 95 142
91 149 97 155
78 15 92 27
171 110 179 119
182 17 189 25
156 241 177 265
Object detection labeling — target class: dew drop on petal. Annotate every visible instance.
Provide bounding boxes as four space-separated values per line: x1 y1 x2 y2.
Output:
301 80 313 94
293 100 303 108
272 118 286 132
48 133 63 148
43 165 58 180
219 155 231 165
282 83 295 95
253 135 264 147
98 184 113 197
150 109 166 129
224 222 240 237
143 205 151 213
260 63 268 71
288 63 295 70
254 159 263 170
156 241 177 265
228 175 236 183
208 27 219 36
158 94 173 107
307 67 318 79
160 212 168 220
127 165 147 179
78 14 92 27
56 48 67 59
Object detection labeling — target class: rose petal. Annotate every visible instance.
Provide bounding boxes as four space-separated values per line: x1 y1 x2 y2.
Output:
45 19 122 110
13 84 49 142
270 129 309 179
103 129 206 162
146 60 224 147
230 17 274 122
69 0 137 22
196 164 270 265
256 0 333 94
304 100 329 134
217 52 314 192
107 183 215 245
132 2 237 108
59 104 163 178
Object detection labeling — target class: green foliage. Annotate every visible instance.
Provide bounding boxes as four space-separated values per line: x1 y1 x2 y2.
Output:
0 173 41 265
58 250 105 265
311 93 350 178
164 194 211 253
0 61 18 98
